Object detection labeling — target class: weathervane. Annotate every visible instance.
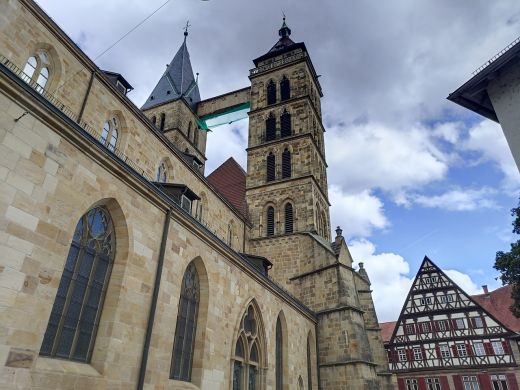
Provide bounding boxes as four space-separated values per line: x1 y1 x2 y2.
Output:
183 20 191 37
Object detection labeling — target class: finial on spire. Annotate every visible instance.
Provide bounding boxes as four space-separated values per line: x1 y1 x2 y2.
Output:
278 14 291 38
183 21 191 38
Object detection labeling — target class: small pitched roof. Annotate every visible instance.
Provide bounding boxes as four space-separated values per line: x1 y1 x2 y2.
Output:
380 321 397 344
207 157 248 219
142 32 200 111
473 285 520 332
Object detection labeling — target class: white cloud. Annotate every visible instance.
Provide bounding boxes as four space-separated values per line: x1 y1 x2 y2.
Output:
205 121 248 173
462 120 520 191
443 269 483 296
349 239 413 322
409 187 498 211
326 122 448 196
329 187 388 239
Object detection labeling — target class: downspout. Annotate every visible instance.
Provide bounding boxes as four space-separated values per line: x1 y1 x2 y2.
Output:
78 70 96 123
137 208 172 390
315 321 322 390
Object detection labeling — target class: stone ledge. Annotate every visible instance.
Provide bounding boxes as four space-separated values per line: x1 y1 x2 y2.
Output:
320 359 379 368
34 357 102 377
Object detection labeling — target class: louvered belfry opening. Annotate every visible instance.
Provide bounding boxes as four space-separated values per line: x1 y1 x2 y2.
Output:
280 76 290 101
267 206 275 236
280 110 291 138
265 113 276 141
267 80 276 105
266 152 276 182
284 203 294 234
282 148 291 179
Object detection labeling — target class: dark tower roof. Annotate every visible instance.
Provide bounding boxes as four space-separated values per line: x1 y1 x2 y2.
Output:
253 18 306 67
141 31 200 111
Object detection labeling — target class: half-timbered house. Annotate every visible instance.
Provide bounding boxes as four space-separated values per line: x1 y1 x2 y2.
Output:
385 257 520 390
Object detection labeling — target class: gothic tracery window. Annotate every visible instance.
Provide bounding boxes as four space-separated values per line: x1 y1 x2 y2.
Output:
171 262 200 381
99 118 119 151
233 304 263 390
40 206 115 362
267 80 276 105
22 52 51 93
280 76 290 101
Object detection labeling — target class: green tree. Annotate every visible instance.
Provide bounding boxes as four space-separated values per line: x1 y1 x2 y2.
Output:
494 199 520 318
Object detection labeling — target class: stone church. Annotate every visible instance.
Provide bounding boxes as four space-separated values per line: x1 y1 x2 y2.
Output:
0 0 394 388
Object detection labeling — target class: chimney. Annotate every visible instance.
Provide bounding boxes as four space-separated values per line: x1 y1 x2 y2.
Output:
482 285 489 295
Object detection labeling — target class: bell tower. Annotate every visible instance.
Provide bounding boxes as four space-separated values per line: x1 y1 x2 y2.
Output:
245 18 331 246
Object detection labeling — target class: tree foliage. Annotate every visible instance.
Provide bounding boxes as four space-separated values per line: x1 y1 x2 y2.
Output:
494 200 520 318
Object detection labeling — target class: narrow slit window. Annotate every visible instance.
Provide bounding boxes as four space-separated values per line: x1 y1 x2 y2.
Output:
160 113 166 131
266 153 276 182
280 110 291 138
267 206 275 236
282 148 291 178
284 203 293 234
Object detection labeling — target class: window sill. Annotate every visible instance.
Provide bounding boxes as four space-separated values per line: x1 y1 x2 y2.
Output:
34 356 102 377
169 379 200 389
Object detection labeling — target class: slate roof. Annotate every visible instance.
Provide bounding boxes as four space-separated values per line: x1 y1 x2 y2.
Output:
207 157 248 219
380 284 520 344
141 33 200 111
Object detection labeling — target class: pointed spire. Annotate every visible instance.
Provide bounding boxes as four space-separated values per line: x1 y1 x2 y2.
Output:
279 16 291 38
141 24 200 111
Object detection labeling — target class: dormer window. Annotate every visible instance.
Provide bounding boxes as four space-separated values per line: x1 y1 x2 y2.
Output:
181 195 192 213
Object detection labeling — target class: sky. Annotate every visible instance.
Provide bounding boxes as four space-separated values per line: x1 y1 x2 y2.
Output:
34 0 520 322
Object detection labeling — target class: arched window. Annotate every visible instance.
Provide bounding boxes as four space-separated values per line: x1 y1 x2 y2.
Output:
171 262 200 381
267 80 276 105
282 148 291 179
22 52 51 93
99 117 119 152
266 113 276 141
159 113 166 131
232 304 263 390
280 110 291 138
151 116 157 126
266 152 276 182
187 121 192 141
156 161 167 182
266 206 275 236
307 334 313 390
280 76 290 101
276 317 283 390
40 207 115 362
284 203 293 234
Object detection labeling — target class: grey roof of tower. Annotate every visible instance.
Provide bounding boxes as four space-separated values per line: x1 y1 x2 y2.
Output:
141 35 200 111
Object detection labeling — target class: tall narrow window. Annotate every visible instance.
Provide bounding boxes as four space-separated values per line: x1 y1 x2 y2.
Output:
282 148 291 179
171 263 200 381
156 161 167 182
266 113 276 141
99 118 119 152
232 304 263 390
194 127 199 148
276 317 283 390
267 80 276 105
228 221 234 247
266 152 276 182
280 76 290 101
307 335 313 390
23 56 37 81
267 206 275 236
284 203 293 234
280 110 291 137
187 121 192 141
159 113 166 131
151 116 157 126
36 67 49 92
40 207 115 362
